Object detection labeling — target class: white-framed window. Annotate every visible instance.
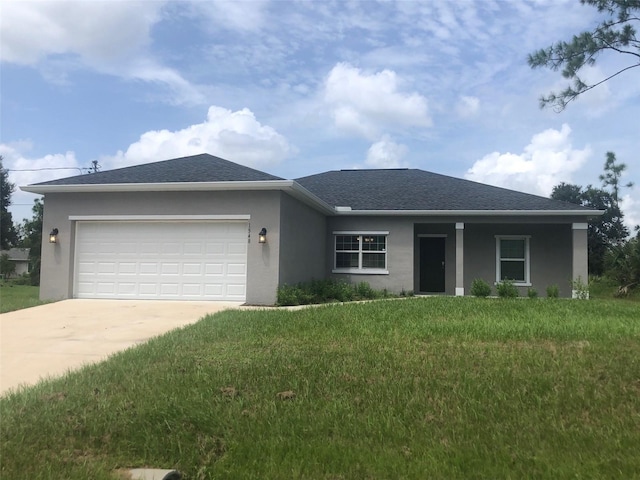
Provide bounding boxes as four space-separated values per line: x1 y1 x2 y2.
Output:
495 236 531 285
333 231 389 274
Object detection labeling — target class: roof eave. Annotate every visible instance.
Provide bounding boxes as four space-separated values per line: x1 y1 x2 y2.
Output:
334 209 604 217
20 180 338 216
19 182 603 218
286 182 336 215
20 180 294 194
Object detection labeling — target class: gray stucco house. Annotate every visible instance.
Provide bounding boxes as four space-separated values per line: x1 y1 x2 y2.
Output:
22 154 601 304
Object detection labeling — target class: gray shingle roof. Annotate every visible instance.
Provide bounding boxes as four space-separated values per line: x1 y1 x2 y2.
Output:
30 154 592 212
34 154 283 185
295 169 590 211
0 248 30 261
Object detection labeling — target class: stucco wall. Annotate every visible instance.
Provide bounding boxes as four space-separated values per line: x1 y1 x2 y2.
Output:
324 216 577 298
278 192 326 287
464 223 573 297
40 190 282 305
325 216 415 293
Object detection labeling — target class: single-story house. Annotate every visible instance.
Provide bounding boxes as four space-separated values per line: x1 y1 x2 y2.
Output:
0 248 31 278
22 154 602 304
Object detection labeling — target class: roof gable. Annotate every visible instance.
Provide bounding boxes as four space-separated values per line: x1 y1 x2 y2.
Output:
33 154 283 186
295 169 591 212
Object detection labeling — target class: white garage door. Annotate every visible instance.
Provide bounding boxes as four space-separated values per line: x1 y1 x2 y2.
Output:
74 221 248 301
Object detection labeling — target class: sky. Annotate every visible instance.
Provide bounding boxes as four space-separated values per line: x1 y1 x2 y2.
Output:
1 0 638 229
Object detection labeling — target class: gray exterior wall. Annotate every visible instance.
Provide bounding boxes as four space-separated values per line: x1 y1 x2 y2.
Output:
326 216 415 293
40 188 589 305
463 223 573 297
278 192 326 286
326 215 581 298
40 190 283 305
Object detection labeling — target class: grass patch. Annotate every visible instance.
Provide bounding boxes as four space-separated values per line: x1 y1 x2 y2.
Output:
590 275 640 301
0 283 50 313
1 297 640 478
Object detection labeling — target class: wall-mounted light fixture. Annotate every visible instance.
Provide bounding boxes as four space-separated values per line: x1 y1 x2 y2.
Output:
258 227 267 244
49 228 59 244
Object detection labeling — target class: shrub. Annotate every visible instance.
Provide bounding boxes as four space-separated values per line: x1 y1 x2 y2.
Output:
571 276 589 299
0 253 15 280
10 273 32 286
355 281 376 299
546 284 559 298
276 279 389 306
470 278 492 297
496 280 519 298
527 287 538 299
605 237 639 290
276 284 302 306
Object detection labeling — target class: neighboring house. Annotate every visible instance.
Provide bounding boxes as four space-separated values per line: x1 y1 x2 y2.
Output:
22 154 602 304
0 248 30 277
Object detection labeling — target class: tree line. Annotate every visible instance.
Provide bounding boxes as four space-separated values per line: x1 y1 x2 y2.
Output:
551 153 638 293
1 156 43 284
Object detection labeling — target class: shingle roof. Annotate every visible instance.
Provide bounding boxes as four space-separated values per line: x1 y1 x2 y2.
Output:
29 155 592 212
295 168 589 211
0 248 30 261
34 154 283 185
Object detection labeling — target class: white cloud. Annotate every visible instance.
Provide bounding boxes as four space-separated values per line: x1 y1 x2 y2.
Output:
3 106 293 221
365 136 408 168
620 193 640 232
127 60 206 106
108 106 293 168
465 124 591 196
1 142 82 188
0 0 204 105
0 0 162 65
323 63 431 139
456 96 480 118
1 142 83 221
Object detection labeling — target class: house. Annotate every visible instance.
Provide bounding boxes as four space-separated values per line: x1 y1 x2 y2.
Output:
0 248 30 278
22 154 601 304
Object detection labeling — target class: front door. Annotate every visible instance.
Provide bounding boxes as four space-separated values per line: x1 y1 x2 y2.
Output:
420 237 446 293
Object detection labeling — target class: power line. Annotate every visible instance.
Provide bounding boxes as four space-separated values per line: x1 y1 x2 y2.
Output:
8 162 101 174
7 167 84 173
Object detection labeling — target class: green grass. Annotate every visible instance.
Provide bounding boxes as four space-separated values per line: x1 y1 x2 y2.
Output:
0 284 50 313
1 297 640 479
590 275 640 302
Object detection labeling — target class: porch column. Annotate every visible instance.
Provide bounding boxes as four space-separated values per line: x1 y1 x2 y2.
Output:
455 222 464 296
572 223 589 298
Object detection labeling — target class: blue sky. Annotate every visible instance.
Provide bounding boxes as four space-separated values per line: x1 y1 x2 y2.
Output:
1 0 638 228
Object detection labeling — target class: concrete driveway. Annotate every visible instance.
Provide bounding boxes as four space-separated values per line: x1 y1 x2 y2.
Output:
0 299 242 395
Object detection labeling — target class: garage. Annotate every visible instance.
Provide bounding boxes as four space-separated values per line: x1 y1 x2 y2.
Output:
74 221 248 301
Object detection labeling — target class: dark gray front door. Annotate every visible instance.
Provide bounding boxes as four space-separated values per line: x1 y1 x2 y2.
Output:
420 237 445 293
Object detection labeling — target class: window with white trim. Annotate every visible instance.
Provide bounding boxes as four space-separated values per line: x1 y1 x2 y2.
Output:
496 236 530 285
333 232 388 274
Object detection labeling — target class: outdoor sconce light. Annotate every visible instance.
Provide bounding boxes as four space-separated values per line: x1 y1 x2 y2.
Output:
258 228 267 244
49 228 59 244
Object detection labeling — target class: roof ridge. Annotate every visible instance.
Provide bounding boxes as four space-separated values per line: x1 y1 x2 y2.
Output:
32 153 283 186
339 168 410 172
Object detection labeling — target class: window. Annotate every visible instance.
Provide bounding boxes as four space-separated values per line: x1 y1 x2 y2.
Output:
496 236 530 285
334 232 388 274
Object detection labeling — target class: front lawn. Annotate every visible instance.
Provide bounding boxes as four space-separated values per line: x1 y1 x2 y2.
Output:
1 297 639 479
0 284 49 313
